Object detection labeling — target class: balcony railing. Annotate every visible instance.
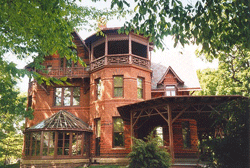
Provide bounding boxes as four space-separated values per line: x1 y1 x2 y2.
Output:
90 54 150 71
38 66 89 78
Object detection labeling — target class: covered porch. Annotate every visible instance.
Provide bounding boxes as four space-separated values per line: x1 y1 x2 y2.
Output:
117 95 243 166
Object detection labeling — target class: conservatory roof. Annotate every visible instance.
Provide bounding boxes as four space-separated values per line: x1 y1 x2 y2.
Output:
26 110 92 132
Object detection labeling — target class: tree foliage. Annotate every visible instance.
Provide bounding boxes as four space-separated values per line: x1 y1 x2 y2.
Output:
201 99 249 168
112 0 249 53
196 50 249 97
128 133 171 168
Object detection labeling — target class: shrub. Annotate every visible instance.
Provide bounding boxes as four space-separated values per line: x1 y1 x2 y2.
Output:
128 132 171 168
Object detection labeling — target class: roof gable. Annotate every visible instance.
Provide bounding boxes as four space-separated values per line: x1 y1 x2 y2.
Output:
157 66 184 85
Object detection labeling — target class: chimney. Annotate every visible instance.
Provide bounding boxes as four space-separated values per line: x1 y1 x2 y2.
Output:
97 17 107 30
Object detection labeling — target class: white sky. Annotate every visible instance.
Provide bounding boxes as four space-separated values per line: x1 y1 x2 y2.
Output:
13 0 218 93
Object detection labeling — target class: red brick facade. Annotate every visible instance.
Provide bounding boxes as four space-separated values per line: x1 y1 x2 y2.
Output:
22 29 200 167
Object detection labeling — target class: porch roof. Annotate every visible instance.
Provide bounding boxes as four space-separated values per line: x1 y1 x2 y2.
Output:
117 95 245 120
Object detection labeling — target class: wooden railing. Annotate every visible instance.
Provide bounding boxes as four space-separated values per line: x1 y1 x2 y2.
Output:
39 66 90 78
90 54 150 71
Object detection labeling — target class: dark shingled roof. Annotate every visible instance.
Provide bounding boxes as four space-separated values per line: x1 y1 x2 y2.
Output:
27 110 92 132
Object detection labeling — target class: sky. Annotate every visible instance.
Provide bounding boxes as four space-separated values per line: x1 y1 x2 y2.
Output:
14 0 218 93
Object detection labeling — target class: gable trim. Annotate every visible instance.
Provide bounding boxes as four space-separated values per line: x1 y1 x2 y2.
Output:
157 66 184 85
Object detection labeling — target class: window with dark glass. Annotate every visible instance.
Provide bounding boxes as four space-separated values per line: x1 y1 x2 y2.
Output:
113 118 124 147
137 77 143 99
114 76 123 97
31 132 41 156
108 40 129 55
25 133 31 156
57 132 70 156
132 41 147 58
155 126 164 146
54 87 80 106
94 43 105 59
42 132 55 156
96 78 102 100
165 86 176 96
182 121 191 148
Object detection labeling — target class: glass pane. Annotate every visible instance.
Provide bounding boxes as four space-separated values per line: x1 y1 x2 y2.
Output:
114 118 124 132
77 139 82 155
137 89 143 99
64 97 70 106
55 97 61 106
166 91 171 96
114 132 124 147
58 140 63 148
114 88 123 97
73 87 80 96
156 127 164 146
73 97 80 106
96 79 101 100
64 148 69 155
55 88 62 96
137 78 143 88
166 86 175 89
43 148 48 156
114 76 123 87
57 148 63 155
64 88 71 97
49 148 54 156
182 121 191 148
171 90 176 96
96 119 101 138
36 141 40 156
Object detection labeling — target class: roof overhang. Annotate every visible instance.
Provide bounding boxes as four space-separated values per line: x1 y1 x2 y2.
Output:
117 95 247 120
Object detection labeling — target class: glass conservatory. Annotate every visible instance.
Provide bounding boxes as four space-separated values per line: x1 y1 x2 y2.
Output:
23 110 92 159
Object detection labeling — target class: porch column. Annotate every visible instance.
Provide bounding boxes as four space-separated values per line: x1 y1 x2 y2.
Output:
167 104 175 162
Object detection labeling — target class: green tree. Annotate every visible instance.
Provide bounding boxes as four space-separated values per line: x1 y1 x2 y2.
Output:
202 99 249 168
128 133 171 168
0 59 31 165
112 0 249 52
112 0 249 94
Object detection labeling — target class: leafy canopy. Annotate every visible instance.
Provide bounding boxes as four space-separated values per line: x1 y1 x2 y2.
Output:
111 0 249 55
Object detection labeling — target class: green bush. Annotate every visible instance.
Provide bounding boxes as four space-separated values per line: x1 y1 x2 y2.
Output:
128 133 171 168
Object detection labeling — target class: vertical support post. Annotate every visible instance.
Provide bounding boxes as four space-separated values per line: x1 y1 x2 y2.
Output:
105 36 108 56
130 111 133 147
128 34 132 65
167 104 175 162
105 36 108 65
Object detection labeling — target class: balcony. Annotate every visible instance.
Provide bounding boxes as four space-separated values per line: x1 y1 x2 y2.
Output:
90 54 150 71
39 66 90 78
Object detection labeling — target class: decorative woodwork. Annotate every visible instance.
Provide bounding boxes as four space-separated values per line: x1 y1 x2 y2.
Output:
39 67 89 78
90 54 150 71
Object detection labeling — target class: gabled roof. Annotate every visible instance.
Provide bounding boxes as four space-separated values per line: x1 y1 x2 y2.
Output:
151 49 201 91
157 66 184 85
26 110 92 132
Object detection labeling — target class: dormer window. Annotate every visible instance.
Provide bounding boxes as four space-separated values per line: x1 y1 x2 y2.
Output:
165 85 176 96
